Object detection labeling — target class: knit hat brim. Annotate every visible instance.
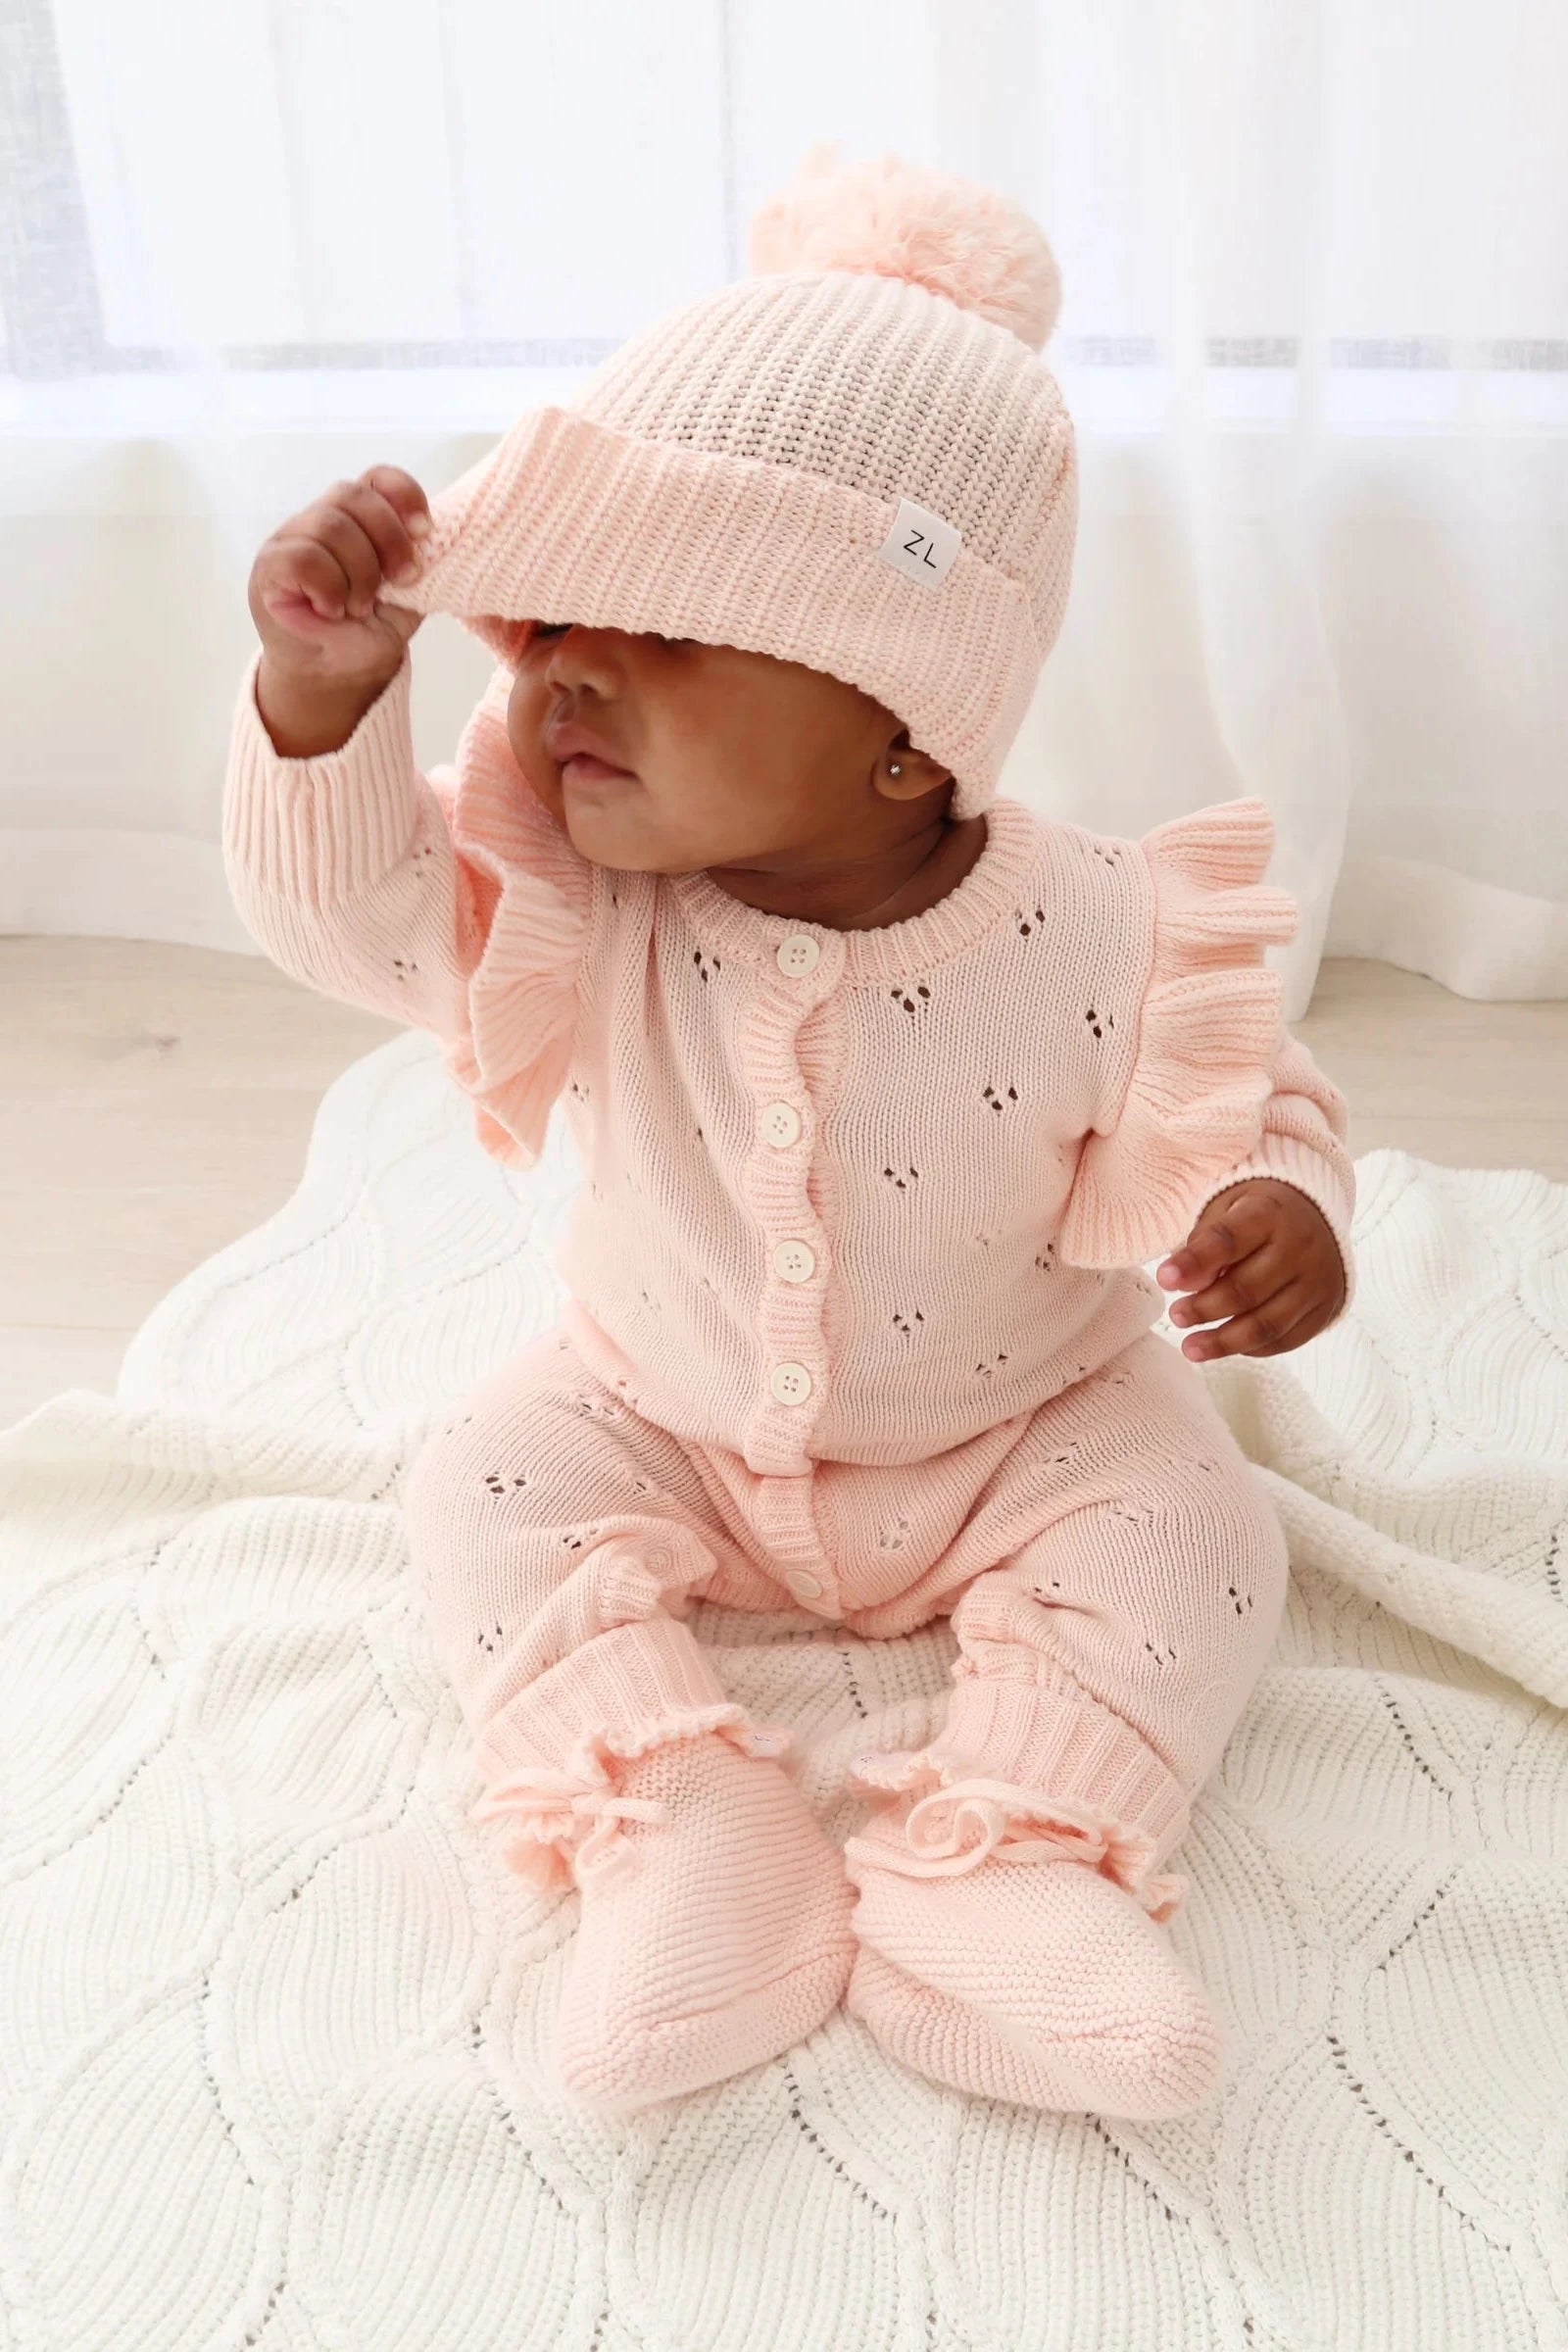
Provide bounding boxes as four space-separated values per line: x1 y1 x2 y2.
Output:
376 404 1046 818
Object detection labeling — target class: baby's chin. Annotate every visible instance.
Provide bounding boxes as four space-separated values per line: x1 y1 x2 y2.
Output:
558 779 689 872
518 765 653 864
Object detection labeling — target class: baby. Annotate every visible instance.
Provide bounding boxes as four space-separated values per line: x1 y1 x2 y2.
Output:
225 149 1353 2125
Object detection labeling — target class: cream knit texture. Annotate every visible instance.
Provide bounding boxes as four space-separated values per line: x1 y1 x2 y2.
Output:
2 1039 1565 2348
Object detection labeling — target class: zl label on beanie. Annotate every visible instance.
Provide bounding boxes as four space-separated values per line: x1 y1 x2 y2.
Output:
877 497 962 588
377 141 1078 821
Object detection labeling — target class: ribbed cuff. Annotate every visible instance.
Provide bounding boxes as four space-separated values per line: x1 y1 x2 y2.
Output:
470 1616 743 1785
1192 1131 1357 1323
222 647 421 906
854 1660 1192 1860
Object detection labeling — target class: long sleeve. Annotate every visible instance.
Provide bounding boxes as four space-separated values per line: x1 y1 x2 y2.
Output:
222 647 594 1167
1186 1030 1356 1318
1056 796 1356 1323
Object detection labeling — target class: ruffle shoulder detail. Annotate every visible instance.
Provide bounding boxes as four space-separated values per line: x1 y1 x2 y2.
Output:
438 665 594 1167
1056 796 1298 1268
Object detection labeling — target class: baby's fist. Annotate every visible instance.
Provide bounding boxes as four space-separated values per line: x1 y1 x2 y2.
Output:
248 464 433 694
1155 1180 1346 1360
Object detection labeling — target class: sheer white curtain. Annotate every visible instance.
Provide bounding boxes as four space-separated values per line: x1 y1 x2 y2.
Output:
2 0 1563 1015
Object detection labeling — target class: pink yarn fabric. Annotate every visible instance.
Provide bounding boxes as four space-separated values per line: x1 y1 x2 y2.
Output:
841 1771 1189 1919
221 646 1352 2112
220 147 1358 2113
468 1709 794 1893
391 1321 1293 1892
372 149 1077 820
223 649 1355 1482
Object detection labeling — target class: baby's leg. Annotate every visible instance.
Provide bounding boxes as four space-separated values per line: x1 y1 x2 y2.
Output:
405 1329 853 2111
406 1330 745 1788
843 1330 1289 2117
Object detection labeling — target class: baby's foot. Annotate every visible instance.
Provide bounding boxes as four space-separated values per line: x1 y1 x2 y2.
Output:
555 1729 854 2115
843 1801 1223 2119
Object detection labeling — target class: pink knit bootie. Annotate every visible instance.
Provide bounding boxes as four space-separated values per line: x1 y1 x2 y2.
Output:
482 1721 855 2115
841 1779 1224 2120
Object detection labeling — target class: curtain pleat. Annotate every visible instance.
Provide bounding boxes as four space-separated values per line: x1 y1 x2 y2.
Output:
1 0 1562 1008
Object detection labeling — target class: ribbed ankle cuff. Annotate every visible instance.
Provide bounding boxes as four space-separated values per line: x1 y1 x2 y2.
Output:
471 1615 762 1785
848 1660 1192 1908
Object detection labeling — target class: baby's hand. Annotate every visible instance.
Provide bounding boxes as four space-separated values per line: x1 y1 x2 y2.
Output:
1154 1180 1346 1361
248 466 433 755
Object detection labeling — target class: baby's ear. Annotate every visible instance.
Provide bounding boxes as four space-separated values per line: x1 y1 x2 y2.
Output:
876 739 953 804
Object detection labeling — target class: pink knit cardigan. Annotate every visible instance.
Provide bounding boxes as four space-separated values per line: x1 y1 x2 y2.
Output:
223 649 1354 1474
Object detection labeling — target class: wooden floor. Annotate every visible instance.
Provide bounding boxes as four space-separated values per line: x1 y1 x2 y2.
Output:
2 939 1566 1427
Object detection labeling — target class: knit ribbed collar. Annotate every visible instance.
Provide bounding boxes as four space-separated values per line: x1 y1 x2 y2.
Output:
662 795 1046 985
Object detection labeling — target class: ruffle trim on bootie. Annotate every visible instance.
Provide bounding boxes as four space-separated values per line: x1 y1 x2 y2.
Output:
843 1750 1188 1923
470 1704 796 1892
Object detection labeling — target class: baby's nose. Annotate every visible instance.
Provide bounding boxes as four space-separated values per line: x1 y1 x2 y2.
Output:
544 626 635 703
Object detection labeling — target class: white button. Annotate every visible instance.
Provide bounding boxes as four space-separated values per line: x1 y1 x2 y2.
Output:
760 1101 802 1149
769 1361 813 1404
775 933 821 977
772 1240 815 1284
787 1570 824 1601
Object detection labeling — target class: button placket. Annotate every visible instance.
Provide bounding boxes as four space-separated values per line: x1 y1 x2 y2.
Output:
772 1240 815 1284
775 933 821 977
754 1475 836 1614
733 924 844 1472
760 1101 803 1149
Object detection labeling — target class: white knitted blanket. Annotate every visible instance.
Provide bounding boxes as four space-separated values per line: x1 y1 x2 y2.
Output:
3 1032 1567 2352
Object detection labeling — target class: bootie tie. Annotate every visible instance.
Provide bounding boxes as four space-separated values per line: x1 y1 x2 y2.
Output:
842 1773 1224 2120
478 1717 855 2115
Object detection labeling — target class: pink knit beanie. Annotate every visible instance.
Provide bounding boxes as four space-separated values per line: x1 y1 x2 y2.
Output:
379 144 1077 819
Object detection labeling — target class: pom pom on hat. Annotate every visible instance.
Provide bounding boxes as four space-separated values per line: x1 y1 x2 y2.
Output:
385 136 1079 824
746 140 1062 353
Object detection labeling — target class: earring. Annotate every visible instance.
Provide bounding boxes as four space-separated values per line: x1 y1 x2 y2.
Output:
889 761 902 776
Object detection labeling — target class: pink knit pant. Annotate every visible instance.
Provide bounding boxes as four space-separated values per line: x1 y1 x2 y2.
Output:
405 1324 1289 1889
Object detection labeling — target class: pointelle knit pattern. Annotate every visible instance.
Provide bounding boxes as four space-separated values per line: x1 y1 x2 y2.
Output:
220 145 1357 2116
223 632 1354 2115
0 1039 1564 2346
222 644 1355 1479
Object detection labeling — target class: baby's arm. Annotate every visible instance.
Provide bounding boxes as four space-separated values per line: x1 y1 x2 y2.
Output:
1155 1031 1355 1357
1055 796 1356 1351
225 643 484 1042
224 467 591 1173
223 464 477 1038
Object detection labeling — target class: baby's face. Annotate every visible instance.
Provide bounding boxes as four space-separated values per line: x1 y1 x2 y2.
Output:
505 621 940 875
